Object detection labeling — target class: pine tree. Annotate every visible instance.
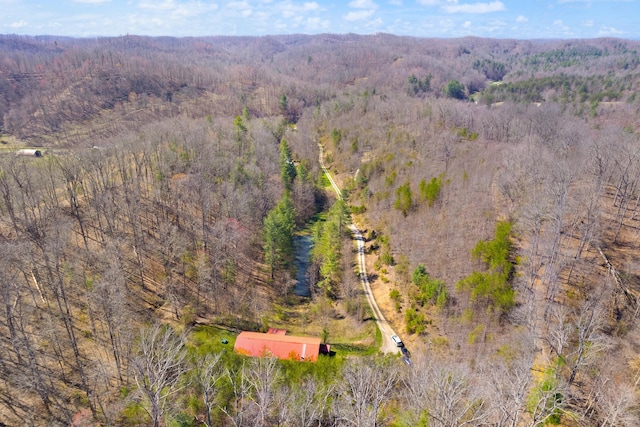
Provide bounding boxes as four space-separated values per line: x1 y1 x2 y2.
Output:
394 182 413 216
280 139 297 191
264 194 296 279
312 199 350 297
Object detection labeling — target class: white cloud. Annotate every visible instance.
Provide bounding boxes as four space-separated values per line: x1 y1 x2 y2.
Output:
280 1 322 19
9 20 28 28
487 18 506 27
363 17 384 28
463 20 472 28
599 25 623 35
583 19 594 27
550 19 572 35
73 0 111 3
516 15 527 23
138 0 176 10
417 0 441 5
442 1 506 13
437 18 455 32
289 1 321 13
344 9 376 21
305 16 330 30
226 1 253 17
349 0 378 7
302 1 320 11
137 1 219 20
345 0 378 21
172 2 218 18
388 0 402 5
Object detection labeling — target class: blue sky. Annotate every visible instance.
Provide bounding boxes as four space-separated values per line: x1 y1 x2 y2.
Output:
1 0 637 39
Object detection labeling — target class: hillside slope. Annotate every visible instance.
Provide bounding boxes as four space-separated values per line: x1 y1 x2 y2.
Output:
1 34 640 425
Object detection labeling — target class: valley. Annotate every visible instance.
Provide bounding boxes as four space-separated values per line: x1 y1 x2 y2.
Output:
1 33 640 426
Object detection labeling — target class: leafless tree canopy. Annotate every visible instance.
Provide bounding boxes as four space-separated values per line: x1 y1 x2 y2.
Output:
1 33 640 425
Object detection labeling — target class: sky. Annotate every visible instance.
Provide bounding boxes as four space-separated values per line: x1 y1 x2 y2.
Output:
1 0 638 40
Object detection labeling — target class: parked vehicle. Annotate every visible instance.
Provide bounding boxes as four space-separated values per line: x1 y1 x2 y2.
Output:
391 335 403 347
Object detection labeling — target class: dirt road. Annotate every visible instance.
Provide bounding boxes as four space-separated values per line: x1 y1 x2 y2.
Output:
319 146 400 354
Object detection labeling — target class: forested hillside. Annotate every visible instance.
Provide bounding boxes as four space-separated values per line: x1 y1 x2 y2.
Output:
1 33 640 426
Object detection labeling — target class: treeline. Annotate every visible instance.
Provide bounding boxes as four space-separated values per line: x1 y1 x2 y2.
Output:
521 43 639 71
480 72 635 105
3 34 639 143
60 321 579 427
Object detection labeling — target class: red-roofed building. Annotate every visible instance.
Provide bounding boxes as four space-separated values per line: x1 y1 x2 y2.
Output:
234 331 322 362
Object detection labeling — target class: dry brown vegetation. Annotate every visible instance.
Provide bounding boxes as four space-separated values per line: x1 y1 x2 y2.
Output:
1 33 640 425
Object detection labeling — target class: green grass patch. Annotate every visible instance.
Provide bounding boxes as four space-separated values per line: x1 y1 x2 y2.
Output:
190 325 237 355
306 211 328 229
330 342 378 357
120 400 149 425
280 353 344 384
319 172 331 188
374 322 382 348
351 204 366 214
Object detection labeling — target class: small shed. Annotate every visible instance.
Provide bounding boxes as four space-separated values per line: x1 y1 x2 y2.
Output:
234 331 322 362
16 149 42 157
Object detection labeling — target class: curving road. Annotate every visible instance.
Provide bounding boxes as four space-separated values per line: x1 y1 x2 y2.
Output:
318 145 400 354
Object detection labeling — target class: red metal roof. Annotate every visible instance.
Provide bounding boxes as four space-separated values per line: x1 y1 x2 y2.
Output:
234 331 321 362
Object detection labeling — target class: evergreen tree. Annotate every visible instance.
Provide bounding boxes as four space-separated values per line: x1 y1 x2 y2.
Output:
407 73 432 95
412 264 447 307
280 94 288 113
312 199 350 297
419 175 443 207
264 194 296 280
394 182 413 216
234 115 247 138
457 221 515 313
233 115 248 155
280 139 297 191
445 79 466 100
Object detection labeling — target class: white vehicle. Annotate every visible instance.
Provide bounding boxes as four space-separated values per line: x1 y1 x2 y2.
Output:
391 335 403 347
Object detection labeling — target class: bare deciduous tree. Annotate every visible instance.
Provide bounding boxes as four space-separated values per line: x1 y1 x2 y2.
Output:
287 376 332 427
221 363 252 427
334 357 399 427
594 376 639 426
524 368 568 427
403 356 489 427
244 355 283 427
567 297 609 387
487 357 534 427
132 323 189 427
194 352 224 427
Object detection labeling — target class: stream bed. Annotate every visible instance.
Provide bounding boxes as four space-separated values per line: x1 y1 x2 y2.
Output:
293 234 313 297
